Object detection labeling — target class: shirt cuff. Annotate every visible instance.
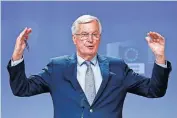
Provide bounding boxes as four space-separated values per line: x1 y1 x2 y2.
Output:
11 58 24 66
155 60 167 68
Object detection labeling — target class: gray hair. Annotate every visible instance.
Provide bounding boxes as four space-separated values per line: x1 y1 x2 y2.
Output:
71 15 102 35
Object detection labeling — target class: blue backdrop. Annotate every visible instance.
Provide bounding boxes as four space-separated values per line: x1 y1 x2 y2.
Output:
1 1 177 118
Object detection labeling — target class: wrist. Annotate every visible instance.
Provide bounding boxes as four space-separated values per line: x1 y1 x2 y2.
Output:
12 51 23 61
155 54 166 64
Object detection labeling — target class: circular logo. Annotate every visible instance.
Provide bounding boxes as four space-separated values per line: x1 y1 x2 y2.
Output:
124 48 139 62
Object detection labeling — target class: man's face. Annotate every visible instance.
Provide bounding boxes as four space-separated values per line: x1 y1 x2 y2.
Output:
72 20 101 58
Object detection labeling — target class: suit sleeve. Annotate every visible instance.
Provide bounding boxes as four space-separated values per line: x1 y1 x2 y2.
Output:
7 59 53 97
123 60 172 98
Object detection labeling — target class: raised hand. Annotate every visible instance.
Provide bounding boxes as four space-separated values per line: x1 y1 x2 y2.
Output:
12 27 32 61
145 31 166 64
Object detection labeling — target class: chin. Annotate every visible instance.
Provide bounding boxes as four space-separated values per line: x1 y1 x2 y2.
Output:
82 50 95 55
86 51 97 56
79 47 97 56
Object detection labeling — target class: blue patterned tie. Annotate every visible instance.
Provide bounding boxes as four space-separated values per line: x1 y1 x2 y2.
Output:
84 61 96 105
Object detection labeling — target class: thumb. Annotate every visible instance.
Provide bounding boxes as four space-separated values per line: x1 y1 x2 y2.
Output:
145 36 151 44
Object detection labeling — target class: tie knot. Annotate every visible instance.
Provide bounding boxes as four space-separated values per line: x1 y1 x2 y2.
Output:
84 61 92 67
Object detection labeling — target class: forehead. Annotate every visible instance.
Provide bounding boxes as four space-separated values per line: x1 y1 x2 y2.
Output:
77 20 99 33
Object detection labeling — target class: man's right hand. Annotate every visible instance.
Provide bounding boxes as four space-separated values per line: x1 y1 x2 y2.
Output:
12 27 32 61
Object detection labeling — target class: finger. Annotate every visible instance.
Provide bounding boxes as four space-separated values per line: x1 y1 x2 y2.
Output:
154 32 163 37
145 36 150 42
145 36 152 43
156 38 160 42
148 31 158 39
26 28 32 35
152 38 158 42
153 32 165 44
24 35 29 40
155 32 165 41
19 27 32 38
153 32 160 39
19 27 28 38
151 32 164 40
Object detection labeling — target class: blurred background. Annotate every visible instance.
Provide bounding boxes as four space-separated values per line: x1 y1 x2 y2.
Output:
1 1 177 118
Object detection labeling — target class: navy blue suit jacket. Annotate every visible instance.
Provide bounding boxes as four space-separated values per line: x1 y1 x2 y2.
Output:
7 54 172 118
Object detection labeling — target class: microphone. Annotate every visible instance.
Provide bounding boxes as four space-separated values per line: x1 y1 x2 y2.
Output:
80 98 85 118
24 40 29 51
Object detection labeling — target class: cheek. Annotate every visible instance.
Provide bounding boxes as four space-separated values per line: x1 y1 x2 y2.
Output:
94 41 100 49
75 40 85 49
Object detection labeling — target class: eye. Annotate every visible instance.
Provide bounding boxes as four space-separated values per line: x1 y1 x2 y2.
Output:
93 34 99 37
81 33 89 37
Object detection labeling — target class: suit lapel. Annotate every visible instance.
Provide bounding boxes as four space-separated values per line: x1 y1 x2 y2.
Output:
64 54 82 92
92 54 110 106
63 54 88 106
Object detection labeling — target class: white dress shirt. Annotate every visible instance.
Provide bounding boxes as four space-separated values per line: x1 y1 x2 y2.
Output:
76 54 102 93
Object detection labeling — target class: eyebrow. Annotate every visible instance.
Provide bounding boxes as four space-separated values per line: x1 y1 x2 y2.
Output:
80 31 99 34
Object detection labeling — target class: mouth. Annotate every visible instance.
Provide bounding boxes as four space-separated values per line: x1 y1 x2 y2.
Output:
86 45 94 49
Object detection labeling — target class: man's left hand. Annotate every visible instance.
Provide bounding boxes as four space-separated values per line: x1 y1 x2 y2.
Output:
145 31 166 64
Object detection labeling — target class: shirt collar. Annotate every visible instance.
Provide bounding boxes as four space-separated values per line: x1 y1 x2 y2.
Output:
77 54 97 66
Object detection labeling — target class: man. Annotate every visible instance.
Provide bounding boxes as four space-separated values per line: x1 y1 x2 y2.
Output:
7 15 172 118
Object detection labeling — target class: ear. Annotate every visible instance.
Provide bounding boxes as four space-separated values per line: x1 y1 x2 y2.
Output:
72 35 77 45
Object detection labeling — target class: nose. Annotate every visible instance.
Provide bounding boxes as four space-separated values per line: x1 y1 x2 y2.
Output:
87 34 94 42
